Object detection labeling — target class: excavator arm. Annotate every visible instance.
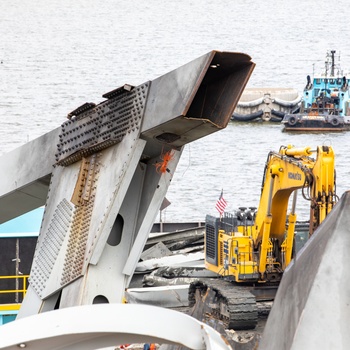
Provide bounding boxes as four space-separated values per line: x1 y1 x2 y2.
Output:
254 145 336 276
308 145 336 234
254 146 313 242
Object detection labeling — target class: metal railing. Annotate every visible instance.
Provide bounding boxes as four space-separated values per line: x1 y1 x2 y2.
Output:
0 275 29 306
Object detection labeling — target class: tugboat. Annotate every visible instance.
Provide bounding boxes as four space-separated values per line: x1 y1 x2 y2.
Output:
282 50 350 132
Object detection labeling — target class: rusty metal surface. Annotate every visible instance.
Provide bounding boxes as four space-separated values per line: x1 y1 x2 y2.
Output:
259 191 350 350
284 127 345 132
141 51 254 148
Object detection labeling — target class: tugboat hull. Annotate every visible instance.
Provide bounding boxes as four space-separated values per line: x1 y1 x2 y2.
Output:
282 114 350 132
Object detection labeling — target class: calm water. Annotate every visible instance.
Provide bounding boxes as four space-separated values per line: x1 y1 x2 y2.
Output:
1 0 350 222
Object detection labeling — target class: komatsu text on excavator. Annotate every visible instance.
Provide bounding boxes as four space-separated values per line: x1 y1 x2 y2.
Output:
189 144 336 330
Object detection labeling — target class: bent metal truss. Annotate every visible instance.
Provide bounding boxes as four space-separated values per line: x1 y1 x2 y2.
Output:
0 51 254 349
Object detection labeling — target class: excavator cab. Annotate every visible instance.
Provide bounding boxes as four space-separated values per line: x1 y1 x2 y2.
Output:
205 213 259 282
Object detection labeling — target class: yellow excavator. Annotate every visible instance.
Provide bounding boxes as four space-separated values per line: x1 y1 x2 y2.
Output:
189 144 337 330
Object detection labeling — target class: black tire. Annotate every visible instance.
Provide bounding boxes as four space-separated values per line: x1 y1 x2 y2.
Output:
331 117 339 126
232 110 264 122
271 109 285 118
288 116 297 126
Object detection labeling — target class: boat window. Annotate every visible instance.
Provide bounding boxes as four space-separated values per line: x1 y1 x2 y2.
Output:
316 79 321 84
330 79 335 84
337 78 342 84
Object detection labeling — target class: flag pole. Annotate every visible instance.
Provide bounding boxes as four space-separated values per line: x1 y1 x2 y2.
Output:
215 189 227 220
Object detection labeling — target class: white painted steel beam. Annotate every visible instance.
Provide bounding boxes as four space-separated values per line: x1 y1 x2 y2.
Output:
0 304 232 350
135 251 204 273
125 285 189 307
0 128 59 223
260 191 350 350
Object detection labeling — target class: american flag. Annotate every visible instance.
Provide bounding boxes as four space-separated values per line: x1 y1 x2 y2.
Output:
215 190 227 216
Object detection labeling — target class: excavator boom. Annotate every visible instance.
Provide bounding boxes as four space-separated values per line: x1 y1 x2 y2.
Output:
255 144 336 242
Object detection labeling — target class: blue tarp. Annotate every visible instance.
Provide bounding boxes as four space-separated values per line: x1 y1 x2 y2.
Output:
0 208 44 235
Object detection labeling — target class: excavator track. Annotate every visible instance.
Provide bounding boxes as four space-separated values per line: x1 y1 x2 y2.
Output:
188 278 258 330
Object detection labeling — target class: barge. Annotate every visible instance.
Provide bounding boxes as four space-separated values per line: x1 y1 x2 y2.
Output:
232 87 301 122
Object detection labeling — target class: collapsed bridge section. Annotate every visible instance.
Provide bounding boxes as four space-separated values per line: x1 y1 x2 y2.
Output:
0 51 255 319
